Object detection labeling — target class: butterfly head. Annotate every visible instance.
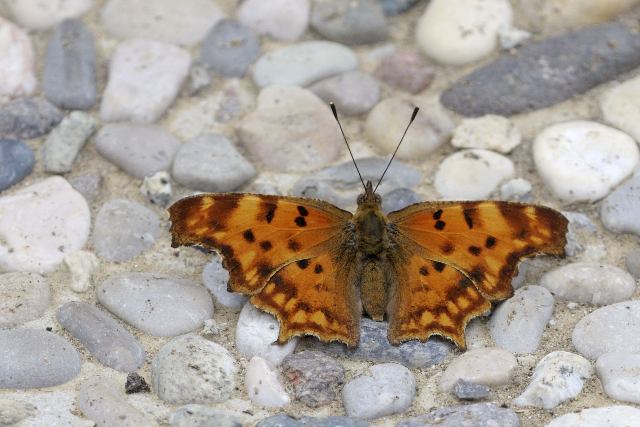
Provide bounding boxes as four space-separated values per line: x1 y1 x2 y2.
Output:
357 181 382 206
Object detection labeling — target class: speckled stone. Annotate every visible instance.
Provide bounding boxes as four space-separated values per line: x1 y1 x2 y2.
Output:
256 414 370 427
170 405 248 427
282 351 345 407
0 97 63 140
397 403 519 427
453 380 490 400
374 51 434 94
0 272 50 327
201 19 259 77
78 378 154 427
42 111 96 173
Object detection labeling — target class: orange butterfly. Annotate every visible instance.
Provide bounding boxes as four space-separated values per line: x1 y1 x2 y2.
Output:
169 104 568 348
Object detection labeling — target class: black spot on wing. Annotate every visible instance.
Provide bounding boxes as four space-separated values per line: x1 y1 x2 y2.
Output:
419 266 429 276
295 216 307 227
485 236 497 248
433 209 443 220
458 277 472 288
297 206 309 216
468 245 482 256
441 242 454 254
432 261 445 272
288 239 301 251
259 201 277 224
243 229 255 242
297 259 309 269
463 209 474 229
314 263 323 274
435 220 446 230
260 240 272 251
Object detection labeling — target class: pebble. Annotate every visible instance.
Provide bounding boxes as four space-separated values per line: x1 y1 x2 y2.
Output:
0 139 34 191
256 415 370 427
237 86 342 172
600 171 640 236
78 378 154 427
626 248 640 278
0 328 81 388
416 0 513 65
201 19 259 78
500 178 532 201
601 75 640 142
562 211 598 257
171 405 248 427
310 0 388 45
489 285 555 354
43 19 96 110
433 149 515 200
572 300 640 359
252 41 358 88
596 352 640 404
42 111 97 173
1 391 92 426
282 350 345 407
0 97 63 140
172 134 256 192
546 405 640 427
451 115 522 154
5 0 92 30
453 380 490 400
140 171 172 207
0 272 50 327
366 97 453 160
70 173 102 203
0 176 90 273
56 301 145 372
235 303 298 366
92 199 160 262
101 0 225 46
101 39 191 123
152 334 237 404
125 372 150 394
514 351 593 409
237 0 310 41
321 318 452 368
202 257 248 309
0 398 36 425
97 272 213 336
441 23 640 116
533 121 639 203
292 157 421 210
374 51 434 94
0 17 36 99
540 0 640 31
397 403 519 427
246 356 290 408
187 62 213 96
309 70 380 116
381 188 421 213
540 262 635 305
342 362 415 419
380 0 419 15
94 123 181 179
439 347 518 392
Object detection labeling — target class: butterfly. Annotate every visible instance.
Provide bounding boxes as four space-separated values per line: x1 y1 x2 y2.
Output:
168 104 568 349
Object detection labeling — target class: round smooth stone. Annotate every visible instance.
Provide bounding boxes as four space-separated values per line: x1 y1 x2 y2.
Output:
151 334 237 404
0 273 50 327
373 51 434 94
0 176 90 273
601 74 640 142
309 70 380 116
92 199 160 262
416 0 513 65
310 0 388 45
600 171 640 236
0 329 81 388
245 356 290 408
540 262 635 305
78 379 153 427
546 405 640 427
596 352 640 404
252 41 357 88
282 350 345 408
43 111 97 174
0 17 36 98
434 149 514 200
200 19 259 78
5 0 92 30
342 363 416 419
540 0 640 31
626 248 640 278
366 97 453 161
439 347 517 392
533 120 639 202
513 351 593 409
101 0 225 46
451 115 521 153
489 286 554 354
97 272 213 336
572 300 640 359
0 139 34 191
202 257 248 309
0 97 63 140
237 0 310 41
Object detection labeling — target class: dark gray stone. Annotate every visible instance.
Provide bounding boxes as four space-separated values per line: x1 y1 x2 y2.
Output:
396 403 520 427
311 0 388 45
0 97 63 139
442 23 640 117
0 139 34 191
600 172 640 236
382 188 421 213
282 351 345 407
125 372 150 394
56 301 145 372
378 0 419 15
312 318 453 368
201 19 260 77
453 379 491 400
43 19 97 110
256 414 370 427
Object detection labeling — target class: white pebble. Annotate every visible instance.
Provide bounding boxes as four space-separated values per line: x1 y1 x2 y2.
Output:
5 0 93 30
596 352 640 404
0 17 36 99
0 273 50 327
237 0 310 41
540 0 640 31
601 74 640 142
500 178 532 200
451 115 522 153
245 356 290 408
546 405 640 427
439 347 517 392
63 250 98 293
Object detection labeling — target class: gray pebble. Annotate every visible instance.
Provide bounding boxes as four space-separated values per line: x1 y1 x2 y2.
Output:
172 134 256 192
43 19 97 110
171 405 246 427
0 272 50 328
125 372 150 394
626 248 640 278
442 23 640 116
92 199 160 262
78 378 154 427
202 257 248 309
378 0 419 15
453 379 490 400
374 51 434 94
257 414 370 427
382 188 421 213
311 0 388 45
0 97 63 140
309 71 380 116
201 19 260 77
42 111 96 173
318 318 452 368
600 172 640 237
282 351 345 407
56 301 145 372
140 171 172 206
94 123 181 179
151 334 237 404
0 328 81 388
0 139 34 191
397 403 520 427
69 173 102 202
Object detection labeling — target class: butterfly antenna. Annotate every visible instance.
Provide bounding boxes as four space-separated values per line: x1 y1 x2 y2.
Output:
373 106 419 193
330 102 367 192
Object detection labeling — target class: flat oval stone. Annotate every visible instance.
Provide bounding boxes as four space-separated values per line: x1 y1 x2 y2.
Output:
442 23 640 116
596 352 640 404
600 172 640 236
546 405 640 427
282 350 345 408
450 115 521 154
0 328 81 388
237 0 310 41
310 0 388 45
439 347 517 392
0 17 36 98
78 379 154 427
398 402 520 427
373 51 434 94
0 97 63 140
171 405 248 427
309 70 380 116
0 139 34 191
0 273 50 327
97 272 213 336
601 74 640 142
56 301 145 372
201 19 259 78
